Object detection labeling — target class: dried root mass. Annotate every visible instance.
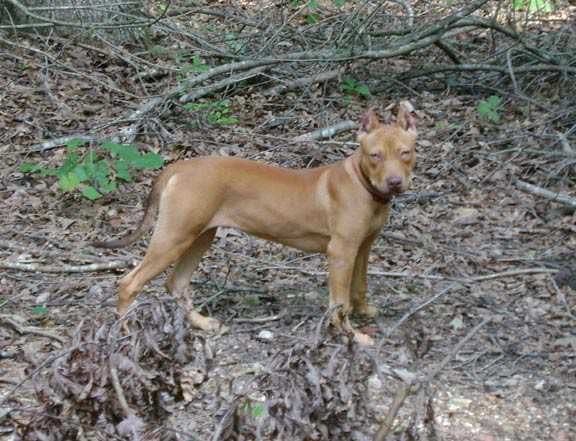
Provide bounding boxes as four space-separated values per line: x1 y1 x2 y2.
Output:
17 298 212 441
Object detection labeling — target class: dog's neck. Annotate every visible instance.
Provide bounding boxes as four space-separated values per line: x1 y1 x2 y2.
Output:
351 157 392 205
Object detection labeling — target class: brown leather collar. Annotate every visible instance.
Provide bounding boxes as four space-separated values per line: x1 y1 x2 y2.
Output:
352 160 391 204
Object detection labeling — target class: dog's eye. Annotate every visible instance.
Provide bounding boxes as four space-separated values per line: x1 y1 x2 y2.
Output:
400 150 412 161
369 153 382 161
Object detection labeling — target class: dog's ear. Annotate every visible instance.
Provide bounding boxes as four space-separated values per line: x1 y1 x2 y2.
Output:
359 109 381 135
396 101 416 134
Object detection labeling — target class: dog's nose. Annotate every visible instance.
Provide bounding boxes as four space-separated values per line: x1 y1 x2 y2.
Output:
386 176 402 189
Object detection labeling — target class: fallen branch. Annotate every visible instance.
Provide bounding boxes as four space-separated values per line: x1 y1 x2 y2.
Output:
295 120 358 142
0 260 129 273
373 383 414 441
400 63 576 81
384 284 459 338
513 179 576 210
374 316 492 441
0 316 67 345
179 65 270 103
30 135 97 153
470 267 558 282
177 58 281 93
263 70 341 96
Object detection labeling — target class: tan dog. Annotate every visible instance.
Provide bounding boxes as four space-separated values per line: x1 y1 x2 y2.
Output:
94 104 417 344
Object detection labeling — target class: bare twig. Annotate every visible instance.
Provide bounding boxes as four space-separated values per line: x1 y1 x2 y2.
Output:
295 120 358 142
384 284 459 339
179 65 270 103
513 179 576 209
374 316 492 441
424 316 492 382
470 267 558 282
234 310 287 324
263 70 341 96
0 260 129 273
373 383 414 441
109 359 134 418
30 135 97 153
1 0 158 29
0 316 67 345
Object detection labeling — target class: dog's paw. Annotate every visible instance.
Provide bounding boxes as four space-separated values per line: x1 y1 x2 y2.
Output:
188 311 222 332
353 331 374 346
354 303 378 318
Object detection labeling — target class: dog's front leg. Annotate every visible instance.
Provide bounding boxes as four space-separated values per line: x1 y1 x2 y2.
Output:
327 237 374 345
351 234 378 318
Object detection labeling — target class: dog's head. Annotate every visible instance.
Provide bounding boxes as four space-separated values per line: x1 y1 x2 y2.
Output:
357 103 417 197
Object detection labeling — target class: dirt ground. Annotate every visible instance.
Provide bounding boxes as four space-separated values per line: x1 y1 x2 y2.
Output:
1 12 575 440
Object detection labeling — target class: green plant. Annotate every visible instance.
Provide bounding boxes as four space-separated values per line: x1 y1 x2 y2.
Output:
31 305 49 316
341 77 370 106
477 95 503 124
184 99 239 126
435 121 460 130
225 32 244 54
512 0 554 13
244 296 260 306
179 54 209 73
242 400 265 418
20 139 164 200
252 403 265 418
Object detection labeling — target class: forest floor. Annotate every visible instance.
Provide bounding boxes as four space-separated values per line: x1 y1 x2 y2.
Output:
0 8 575 440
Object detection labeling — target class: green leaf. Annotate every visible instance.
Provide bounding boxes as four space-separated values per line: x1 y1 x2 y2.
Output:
514 0 553 12
149 45 168 55
19 162 44 173
31 305 49 315
252 403 265 418
66 138 88 149
184 102 210 112
73 164 89 182
207 111 222 124
59 172 81 192
99 180 117 194
308 0 319 9
245 296 260 306
131 153 164 170
486 95 502 107
102 143 141 162
532 0 554 12
513 0 523 8
305 13 319 24
41 167 60 177
477 95 502 123
95 160 111 183
114 159 132 181
58 151 80 176
333 0 346 6
450 317 465 331
356 85 370 97
217 116 239 125
82 186 102 200
181 63 209 73
343 77 356 87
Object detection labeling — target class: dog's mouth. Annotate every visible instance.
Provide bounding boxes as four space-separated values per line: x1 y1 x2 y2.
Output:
373 181 405 196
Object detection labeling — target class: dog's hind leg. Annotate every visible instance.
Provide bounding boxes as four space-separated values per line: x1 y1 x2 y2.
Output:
116 229 197 318
165 228 220 331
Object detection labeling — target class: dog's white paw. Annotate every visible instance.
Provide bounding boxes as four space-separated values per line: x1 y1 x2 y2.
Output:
188 311 222 332
353 331 375 346
355 303 378 318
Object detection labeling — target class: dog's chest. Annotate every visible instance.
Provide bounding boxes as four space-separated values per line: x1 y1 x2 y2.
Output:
368 204 391 233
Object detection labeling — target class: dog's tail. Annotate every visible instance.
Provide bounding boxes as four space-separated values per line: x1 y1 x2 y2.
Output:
91 177 163 249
